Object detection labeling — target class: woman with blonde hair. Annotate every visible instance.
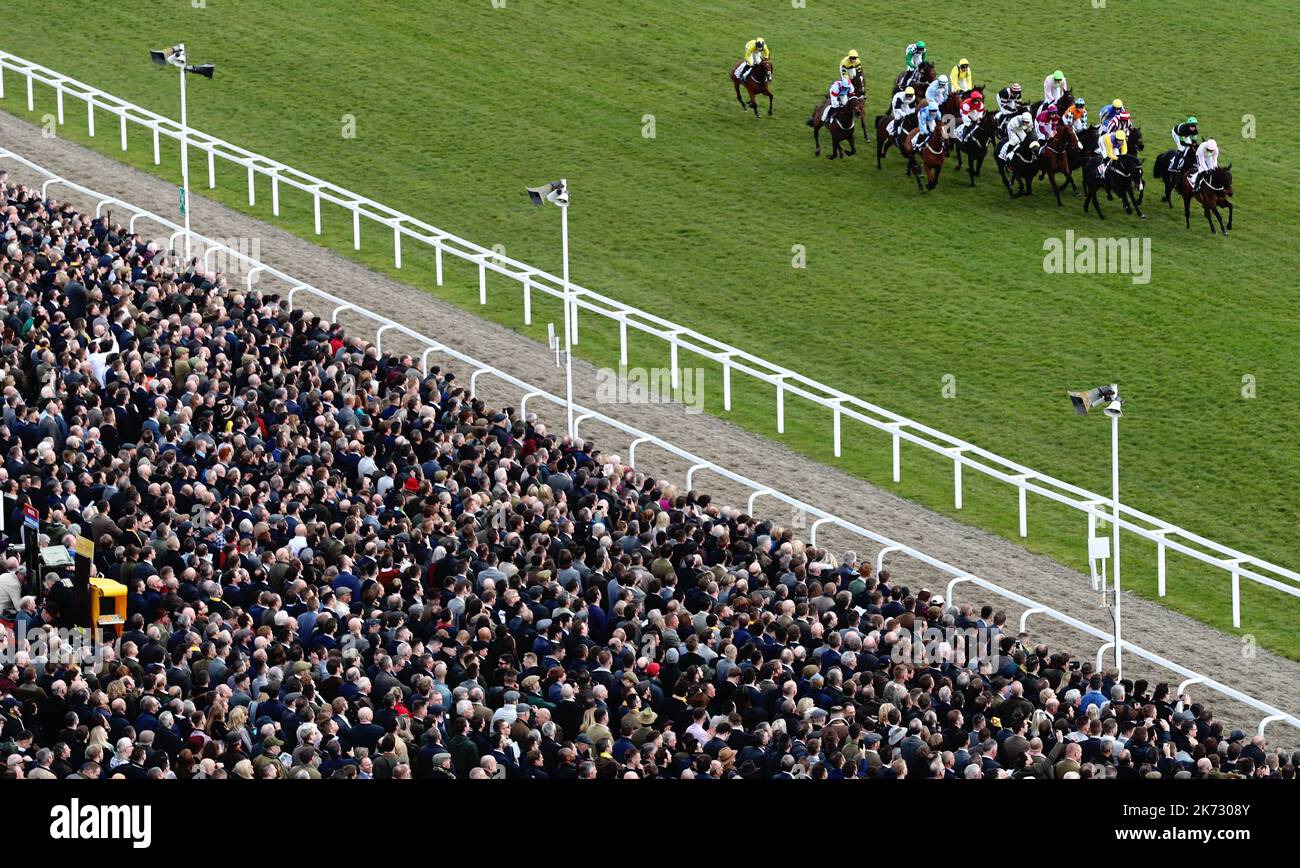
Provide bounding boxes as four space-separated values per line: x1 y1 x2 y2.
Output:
88 723 111 752
228 705 253 755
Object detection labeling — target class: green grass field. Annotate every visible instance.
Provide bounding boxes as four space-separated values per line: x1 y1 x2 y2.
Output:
3 0 1299 658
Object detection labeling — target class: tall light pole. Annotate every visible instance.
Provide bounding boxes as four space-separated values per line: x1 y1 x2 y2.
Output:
1070 383 1125 679
150 44 214 262
526 179 574 436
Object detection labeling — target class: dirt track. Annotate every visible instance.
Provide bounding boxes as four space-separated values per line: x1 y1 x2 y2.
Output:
3 110 1296 748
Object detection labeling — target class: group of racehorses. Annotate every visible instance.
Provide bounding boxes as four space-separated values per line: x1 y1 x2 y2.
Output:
730 56 1234 234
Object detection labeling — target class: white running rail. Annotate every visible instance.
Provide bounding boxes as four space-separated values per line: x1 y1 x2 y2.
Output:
3 50 1297 636
3 145 1295 739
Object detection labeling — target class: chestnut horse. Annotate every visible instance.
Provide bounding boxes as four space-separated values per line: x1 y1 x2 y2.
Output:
899 122 948 190
1036 124 1083 205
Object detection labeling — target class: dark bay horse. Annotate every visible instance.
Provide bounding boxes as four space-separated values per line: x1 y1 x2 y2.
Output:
1082 153 1145 219
1030 89 1074 119
809 96 862 159
875 110 916 168
996 139 1041 198
731 59 773 117
847 68 867 129
1155 147 1197 205
1181 165 1234 234
893 61 935 95
953 113 996 185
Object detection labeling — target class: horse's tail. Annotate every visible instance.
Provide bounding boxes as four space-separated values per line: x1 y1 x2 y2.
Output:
1153 151 1170 180
806 117 814 127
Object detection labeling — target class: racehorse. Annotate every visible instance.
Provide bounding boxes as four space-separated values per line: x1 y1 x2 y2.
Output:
1180 165 1233 234
1075 125 1145 202
1082 153 1145 220
809 96 862 159
731 59 773 117
996 138 1041 198
847 68 867 129
874 110 916 168
893 61 935 95
1155 146 1196 205
1029 89 1073 119
899 122 948 190
1036 124 1082 205
953 113 996 185
1079 123 1144 160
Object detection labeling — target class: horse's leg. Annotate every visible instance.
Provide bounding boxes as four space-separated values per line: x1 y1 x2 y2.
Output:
1049 171 1062 206
1225 201 1234 230
996 159 1010 196
1213 205 1227 234
1184 192 1193 228
813 124 821 157
766 88 773 117
1204 202 1216 234
734 80 745 108
911 155 924 190
846 130 857 157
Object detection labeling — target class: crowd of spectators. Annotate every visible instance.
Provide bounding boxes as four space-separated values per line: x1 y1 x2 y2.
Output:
0 168 1295 781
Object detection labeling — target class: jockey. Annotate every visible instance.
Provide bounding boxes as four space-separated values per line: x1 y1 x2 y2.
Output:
916 103 942 147
1042 70 1068 105
1104 109 1131 136
887 86 917 137
840 49 862 85
949 58 974 95
1190 138 1219 191
905 40 927 70
1098 98 1124 129
1170 116 1199 174
995 82 1023 119
1097 128 1127 177
958 90 985 140
737 37 769 83
1036 103 1061 140
999 110 1035 161
1063 97 1088 132
925 75 951 112
822 78 854 123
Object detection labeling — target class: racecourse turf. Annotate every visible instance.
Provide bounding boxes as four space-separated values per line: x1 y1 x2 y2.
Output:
3 0 1298 658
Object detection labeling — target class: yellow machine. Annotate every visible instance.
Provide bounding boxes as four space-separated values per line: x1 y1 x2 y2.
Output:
88 576 127 639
